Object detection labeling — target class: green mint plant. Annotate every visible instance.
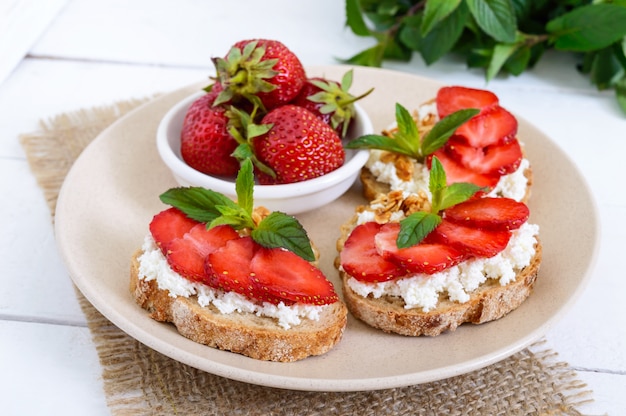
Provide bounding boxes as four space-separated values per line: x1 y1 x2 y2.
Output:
344 0 626 115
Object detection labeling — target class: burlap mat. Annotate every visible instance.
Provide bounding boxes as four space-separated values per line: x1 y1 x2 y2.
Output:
20 97 597 416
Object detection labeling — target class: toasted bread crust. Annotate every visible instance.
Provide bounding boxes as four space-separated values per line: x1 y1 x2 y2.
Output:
339 241 541 336
130 251 347 362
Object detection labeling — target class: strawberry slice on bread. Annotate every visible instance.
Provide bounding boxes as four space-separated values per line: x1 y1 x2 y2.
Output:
336 157 541 337
131 159 347 362
350 85 530 203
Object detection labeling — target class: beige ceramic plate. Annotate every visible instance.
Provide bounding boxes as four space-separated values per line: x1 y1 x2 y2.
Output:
55 65 599 392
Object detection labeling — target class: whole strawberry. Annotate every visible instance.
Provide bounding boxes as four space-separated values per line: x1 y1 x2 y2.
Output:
180 92 240 177
290 70 373 139
212 39 306 111
251 105 345 184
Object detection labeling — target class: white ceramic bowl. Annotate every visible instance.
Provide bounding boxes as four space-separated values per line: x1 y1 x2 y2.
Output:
156 91 373 214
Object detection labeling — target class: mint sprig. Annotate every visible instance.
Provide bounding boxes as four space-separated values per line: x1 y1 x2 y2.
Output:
343 0 626 116
346 102 478 161
396 156 484 248
159 158 315 261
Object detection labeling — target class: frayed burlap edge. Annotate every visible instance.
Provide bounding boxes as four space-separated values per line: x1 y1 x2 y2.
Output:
19 97 597 416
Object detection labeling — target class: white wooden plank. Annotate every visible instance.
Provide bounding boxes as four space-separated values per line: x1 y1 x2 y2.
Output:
0 0 68 85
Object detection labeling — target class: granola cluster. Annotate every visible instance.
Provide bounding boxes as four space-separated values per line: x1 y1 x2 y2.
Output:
357 190 431 224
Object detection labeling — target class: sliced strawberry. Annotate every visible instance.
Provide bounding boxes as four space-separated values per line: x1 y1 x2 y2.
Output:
340 222 404 283
375 223 466 275
454 106 518 148
446 136 523 176
166 224 240 282
443 197 529 231
205 236 259 296
430 219 511 258
436 86 499 118
249 247 339 305
149 208 200 255
429 150 500 189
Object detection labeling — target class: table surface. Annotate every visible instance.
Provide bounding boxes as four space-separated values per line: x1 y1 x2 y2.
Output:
1 1 624 414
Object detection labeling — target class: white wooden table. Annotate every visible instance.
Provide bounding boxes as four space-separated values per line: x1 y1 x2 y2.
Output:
1 1 624 414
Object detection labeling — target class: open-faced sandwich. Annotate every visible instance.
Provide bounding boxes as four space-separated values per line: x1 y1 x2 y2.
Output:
130 160 347 362
335 157 541 336
348 86 532 203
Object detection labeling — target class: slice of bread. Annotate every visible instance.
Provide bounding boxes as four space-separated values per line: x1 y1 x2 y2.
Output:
359 98 533 203
334 192 541 337
339 243 541 337
130 250 348 362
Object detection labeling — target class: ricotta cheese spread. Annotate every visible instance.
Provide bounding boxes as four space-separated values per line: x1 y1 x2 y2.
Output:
346 222 539 312
137 235 325 329
365 152 530 202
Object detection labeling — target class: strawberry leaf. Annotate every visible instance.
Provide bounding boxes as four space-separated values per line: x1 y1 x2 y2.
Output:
397 211 442 248
252 212 315 261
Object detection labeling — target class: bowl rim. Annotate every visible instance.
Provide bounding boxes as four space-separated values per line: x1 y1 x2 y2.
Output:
156 91 372 199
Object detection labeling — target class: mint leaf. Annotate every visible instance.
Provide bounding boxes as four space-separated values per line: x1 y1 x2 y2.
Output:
398 14 423 51
398 5 468 64
487 41 520 81
417 3 469 65
347 104 477 161
421 0 462 36
342 44 385 67
421 108 479 155
382 36 413 61
159 187 238 224
236 159 254 214
504 45 532 76
547 4 626 52
588 46 623 90
428 156 448 197
429 156 483 212
466 0 517 43
346 133 410 155
439 182 485 211
346 0 371 36
252 212 315 261
209 204 254 230
394 103 422 155
386 155 484 249
397 212 441 248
